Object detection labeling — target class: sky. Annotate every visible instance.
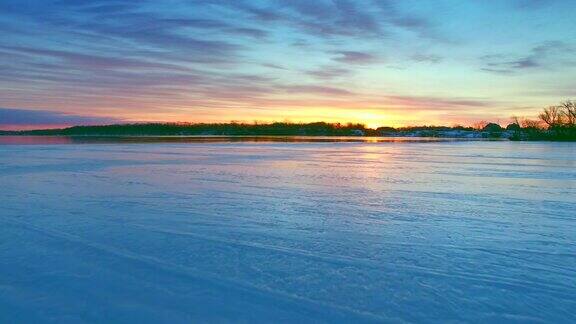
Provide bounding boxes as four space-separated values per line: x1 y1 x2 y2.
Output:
1 0 575 129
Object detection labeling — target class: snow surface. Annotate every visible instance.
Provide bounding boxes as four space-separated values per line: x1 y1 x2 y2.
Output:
1 140 575 323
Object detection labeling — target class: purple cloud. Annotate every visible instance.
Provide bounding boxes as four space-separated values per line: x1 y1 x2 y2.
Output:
306 67 352 79
481 41 572 74
278 85 353 96
0 108 122 126
332 51 380 65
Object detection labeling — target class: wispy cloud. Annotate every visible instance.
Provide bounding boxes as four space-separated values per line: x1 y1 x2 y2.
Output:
411 54 443 64
332 51 380 65
481 41 573 74
306 67 352 80
385 96 492 109
278 85 353 96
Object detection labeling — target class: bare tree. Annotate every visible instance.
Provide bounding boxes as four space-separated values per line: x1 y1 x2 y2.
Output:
559 101 576 126
539 106 564 127
521 118 542 129
511 116 520 125
473 120 488 130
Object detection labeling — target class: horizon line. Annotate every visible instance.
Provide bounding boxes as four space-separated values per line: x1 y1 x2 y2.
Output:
1 120 517 133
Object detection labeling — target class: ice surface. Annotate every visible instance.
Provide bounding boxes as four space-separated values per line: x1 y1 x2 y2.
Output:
1 140 575 323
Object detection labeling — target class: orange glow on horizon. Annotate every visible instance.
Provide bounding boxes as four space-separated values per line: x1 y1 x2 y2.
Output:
112 105 445 129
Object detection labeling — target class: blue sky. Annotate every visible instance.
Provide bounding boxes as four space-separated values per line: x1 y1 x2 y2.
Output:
1 0 575 128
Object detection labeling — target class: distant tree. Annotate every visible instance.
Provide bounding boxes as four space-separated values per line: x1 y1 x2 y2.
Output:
473 120 488 130
482 123 503 132
539 106 564 128
376 126 396 133
506 123 521 131
521 118 543 129
508 101 575 141
559 101 576 126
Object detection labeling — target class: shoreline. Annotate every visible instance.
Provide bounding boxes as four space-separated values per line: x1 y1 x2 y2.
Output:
0 135 510 145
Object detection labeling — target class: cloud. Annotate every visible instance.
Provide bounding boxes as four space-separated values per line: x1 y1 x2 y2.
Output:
509 58 539 69
273 0 384 37
0 108 122 126
385 96 492 109
261 63 287 70
411 54 442 64
306 67 352 79
278 85 353 96
332 51 380 65
1 46 193 71
203 0 439 41
227 27 268 39
481 41 573 74
392 16 434 37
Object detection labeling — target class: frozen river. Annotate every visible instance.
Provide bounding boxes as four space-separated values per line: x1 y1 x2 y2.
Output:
1 139 575 323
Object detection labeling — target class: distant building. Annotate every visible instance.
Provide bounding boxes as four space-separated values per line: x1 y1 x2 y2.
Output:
350 129 365 136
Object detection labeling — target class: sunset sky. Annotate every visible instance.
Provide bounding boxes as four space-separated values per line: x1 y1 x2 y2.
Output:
1 0 575 129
